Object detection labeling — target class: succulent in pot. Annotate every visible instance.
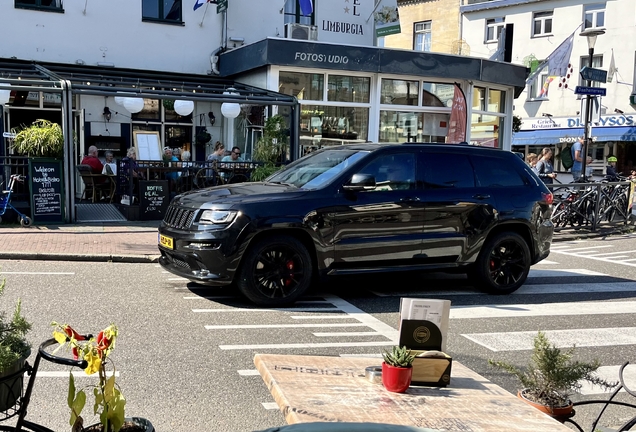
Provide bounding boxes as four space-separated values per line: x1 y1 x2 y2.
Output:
381 345 415 393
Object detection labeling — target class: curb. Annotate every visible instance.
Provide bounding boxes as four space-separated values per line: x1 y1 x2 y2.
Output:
0 252 160 263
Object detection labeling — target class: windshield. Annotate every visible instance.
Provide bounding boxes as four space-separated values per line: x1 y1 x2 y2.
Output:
268 149 369 189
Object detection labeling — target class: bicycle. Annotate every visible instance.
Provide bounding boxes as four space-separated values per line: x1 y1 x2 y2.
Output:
0 175 32 227
0 336 89 431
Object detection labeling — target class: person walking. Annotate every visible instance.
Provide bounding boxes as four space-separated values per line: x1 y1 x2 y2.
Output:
571 137 584 181
535 147 557 184
526 153 538 169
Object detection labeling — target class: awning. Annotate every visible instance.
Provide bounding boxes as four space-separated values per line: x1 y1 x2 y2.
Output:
512 126 636 146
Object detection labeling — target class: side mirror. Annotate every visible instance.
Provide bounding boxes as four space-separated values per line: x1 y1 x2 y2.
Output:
343 173 376 191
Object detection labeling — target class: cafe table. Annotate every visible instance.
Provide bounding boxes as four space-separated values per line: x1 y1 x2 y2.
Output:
254 354 573 432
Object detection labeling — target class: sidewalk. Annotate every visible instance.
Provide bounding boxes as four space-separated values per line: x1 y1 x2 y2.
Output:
0 220 633 264
0 221 161 263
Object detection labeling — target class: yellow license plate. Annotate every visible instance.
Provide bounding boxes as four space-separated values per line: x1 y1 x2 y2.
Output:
159 234 174 249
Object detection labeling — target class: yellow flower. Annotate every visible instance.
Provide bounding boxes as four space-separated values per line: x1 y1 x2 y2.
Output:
83 349 102 376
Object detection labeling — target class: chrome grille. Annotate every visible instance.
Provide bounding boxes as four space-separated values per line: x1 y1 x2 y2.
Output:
163 206 196 229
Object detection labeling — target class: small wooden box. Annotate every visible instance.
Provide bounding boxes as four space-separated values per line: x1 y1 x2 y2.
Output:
410 351 452 387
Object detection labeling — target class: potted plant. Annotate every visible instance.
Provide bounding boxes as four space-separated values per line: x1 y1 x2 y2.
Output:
251 114 288 182
11 119 64 158
51 322 153 432
0 277 32 412
489 331 617 416
382 345 415 393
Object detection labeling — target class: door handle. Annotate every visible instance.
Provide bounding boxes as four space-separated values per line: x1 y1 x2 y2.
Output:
473 194 491 200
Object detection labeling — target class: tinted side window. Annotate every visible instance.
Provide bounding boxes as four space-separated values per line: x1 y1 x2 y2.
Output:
472 155 526 187
357 152 417 192
423 153 475 188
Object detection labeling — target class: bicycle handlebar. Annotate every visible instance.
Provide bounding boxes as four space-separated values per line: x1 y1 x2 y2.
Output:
619 362 636 398
38 337 90 369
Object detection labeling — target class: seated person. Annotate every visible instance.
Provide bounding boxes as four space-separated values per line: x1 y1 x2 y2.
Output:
119 148 144 201
102 151 117 175
221 146 244 163
81 145 104 174
605 156 620 181
163 147 180 182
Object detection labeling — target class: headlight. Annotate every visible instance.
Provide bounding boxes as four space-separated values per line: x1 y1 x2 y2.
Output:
199 210 238 225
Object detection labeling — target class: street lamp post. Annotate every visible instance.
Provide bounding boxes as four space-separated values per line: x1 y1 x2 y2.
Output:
579 28 605 181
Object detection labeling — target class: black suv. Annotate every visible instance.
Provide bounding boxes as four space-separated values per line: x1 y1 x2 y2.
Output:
158 144 553 306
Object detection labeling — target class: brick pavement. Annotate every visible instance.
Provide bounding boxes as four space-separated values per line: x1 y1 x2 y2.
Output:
0 220 633 263
0 222 161 263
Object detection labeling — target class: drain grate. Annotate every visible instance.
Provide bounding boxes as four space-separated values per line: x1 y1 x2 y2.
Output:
76 203 127 222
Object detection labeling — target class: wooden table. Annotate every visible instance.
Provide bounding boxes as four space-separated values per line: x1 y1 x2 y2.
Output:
254 354 573 432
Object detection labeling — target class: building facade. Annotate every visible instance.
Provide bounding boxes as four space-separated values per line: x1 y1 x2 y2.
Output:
461 0 636 173
0 0 526 222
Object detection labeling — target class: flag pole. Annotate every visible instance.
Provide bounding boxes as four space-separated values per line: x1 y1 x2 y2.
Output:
199 1 209 27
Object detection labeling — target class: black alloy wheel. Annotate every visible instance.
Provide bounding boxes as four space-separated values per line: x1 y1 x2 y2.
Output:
472 232 531 295
237 235 313 307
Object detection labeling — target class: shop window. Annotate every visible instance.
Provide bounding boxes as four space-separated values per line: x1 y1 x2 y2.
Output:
414 21 432 52
379 111 450 143
583 3 605 29
299 105 369 154
279 72 324 101
485 17 505 43
488 89 505 113
532 11 553 37
472 86 486 111
381 79 419 106
142 0 182 24
470 114 504 148
131 99 160 122
422 82 455 107
579 55 603 87
327 76 370 103
15 0 63 12
283 0 315 25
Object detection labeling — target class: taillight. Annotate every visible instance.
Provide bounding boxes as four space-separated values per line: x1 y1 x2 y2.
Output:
542 192 553 205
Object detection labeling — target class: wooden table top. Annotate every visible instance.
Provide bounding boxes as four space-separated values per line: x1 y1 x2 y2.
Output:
254 354 572 432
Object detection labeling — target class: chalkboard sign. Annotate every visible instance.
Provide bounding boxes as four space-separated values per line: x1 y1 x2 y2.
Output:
29 159 65 224
139 180 169 221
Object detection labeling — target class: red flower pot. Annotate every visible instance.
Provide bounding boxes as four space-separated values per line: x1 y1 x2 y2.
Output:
382 362 412 393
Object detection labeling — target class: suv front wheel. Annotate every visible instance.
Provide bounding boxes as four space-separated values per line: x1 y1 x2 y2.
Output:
472 232 531 295
237 235 313 307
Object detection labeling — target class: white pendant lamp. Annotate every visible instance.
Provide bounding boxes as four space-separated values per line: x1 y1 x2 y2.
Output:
114 96 127 106
221 88 241 119
123 97 144 114
173 100 194 116
0 83 11 105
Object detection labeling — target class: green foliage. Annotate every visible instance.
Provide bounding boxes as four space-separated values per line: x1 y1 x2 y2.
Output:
489 331 617 408
0 278 32 374
251 115 289 181
250 165 282 182
162 99 175 111
11 119 64 158
382 345 415 368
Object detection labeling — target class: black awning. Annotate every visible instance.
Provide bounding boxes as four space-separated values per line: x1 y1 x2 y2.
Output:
0 57 297 106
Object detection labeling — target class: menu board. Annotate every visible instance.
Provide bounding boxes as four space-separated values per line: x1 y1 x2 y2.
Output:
29 159 64 224
133 131 162 161
139 180 169 221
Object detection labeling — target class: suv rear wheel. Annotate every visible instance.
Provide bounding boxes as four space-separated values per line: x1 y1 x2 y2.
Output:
237 235 313 307
472 232 531 295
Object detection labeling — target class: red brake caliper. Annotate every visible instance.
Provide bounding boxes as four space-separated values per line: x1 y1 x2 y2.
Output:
285 260 294 286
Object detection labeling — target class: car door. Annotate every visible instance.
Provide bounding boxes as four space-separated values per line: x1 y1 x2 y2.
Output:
419 150 498 263
328 150 424 268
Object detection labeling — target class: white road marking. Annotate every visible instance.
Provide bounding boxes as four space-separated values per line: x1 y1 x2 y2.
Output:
450 301 636 319
553 245 613 252
527 269 606 277
586 250 636 257
312 332 382 337
323 294 399 341
219 341 395 350
462 328 636 352
206 323 368 329
536 260 558 265
579 365 636 395
193 307 340 313
237 370 260 376
552 249 636 268
167 277 190 281
262 402 279 410
1 272 75 275
290 315 356 319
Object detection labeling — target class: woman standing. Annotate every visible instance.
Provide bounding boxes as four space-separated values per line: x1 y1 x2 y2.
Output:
535 147 557 184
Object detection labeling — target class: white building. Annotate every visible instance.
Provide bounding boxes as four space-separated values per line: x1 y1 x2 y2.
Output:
0 0 526 222
461 0 636 173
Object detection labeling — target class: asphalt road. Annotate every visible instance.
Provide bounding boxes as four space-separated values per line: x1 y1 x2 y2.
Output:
2 233 636 431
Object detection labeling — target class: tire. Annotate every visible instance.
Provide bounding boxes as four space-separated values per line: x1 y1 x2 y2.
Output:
471 232 531 295
20 216 32 227
236 235 313 307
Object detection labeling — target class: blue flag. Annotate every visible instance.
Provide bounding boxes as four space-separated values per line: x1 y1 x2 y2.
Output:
194 0 208 11
299 0 313 15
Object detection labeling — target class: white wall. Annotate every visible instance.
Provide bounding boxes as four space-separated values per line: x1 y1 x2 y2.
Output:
0 1 223 74
462 0 636 121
